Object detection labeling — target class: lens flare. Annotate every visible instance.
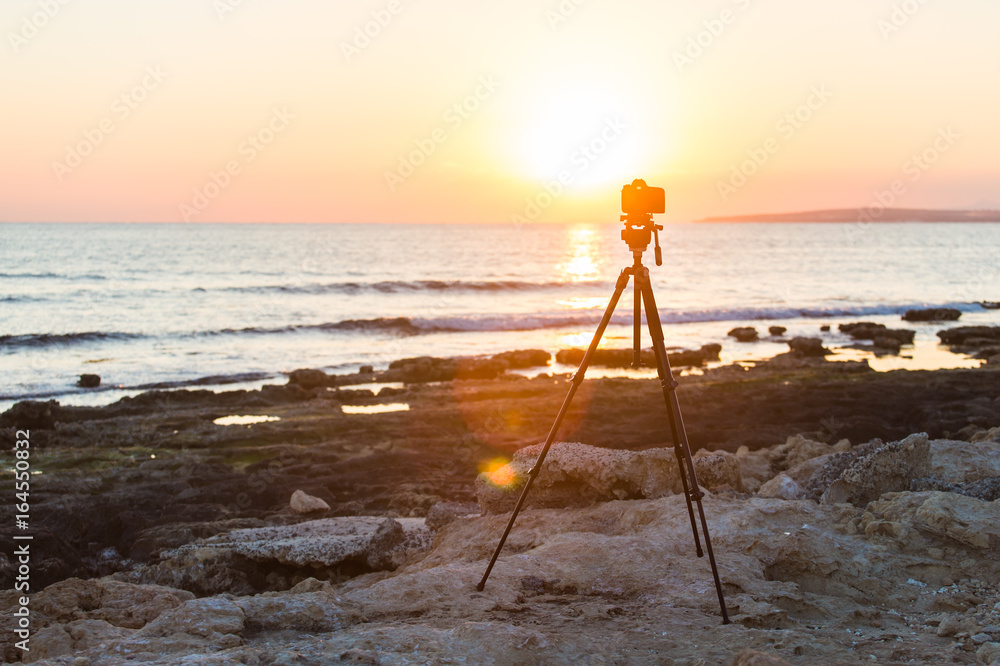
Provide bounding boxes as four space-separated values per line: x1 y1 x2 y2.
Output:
479 457 518 488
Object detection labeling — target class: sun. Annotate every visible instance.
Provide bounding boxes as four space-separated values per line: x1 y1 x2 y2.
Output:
512 83 649 191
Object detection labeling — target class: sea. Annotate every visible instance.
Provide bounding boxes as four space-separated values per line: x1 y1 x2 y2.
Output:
2 222 999 411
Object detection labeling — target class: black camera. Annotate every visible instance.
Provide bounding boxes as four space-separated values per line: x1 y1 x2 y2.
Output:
621 179 665 216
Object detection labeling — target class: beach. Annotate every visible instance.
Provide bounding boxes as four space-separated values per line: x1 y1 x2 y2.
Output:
2 345 999 662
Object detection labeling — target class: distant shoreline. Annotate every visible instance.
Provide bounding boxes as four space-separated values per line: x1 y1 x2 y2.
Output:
697 208 1000 223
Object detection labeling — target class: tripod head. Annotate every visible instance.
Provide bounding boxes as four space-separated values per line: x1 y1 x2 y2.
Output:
620 179 664 265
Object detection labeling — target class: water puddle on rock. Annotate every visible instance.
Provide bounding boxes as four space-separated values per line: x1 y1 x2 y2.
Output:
341 403 410 415
213 415 282 426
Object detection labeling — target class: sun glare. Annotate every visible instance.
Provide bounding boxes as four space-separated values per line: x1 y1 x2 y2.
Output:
513 83 648 190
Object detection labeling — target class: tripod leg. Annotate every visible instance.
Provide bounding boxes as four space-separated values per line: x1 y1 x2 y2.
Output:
477 268 633 592
638 270 730 624
635 270 703 556
632 270 642 368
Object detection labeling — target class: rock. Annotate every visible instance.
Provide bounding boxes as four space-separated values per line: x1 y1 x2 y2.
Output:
0 399 61 429
839 322 915 344
205 517 405 570
937 326 1000 345
768 326 787 336
78 373 101 388
385 355 507 382
820 324 830 331
973 633 993 645
971 427 1000 444
286 368 330 389
455 357 508 380
670 344 723 367
476 442 742 514
910 477 1000 502
978 642 1000 664
554 345 719 369
491 349 551 369
359 365 374 374
730 648 793 665
385 356 457 382
290 489 331 514
139 596 244 639
757 473 806 500
691 451 745 492
236 590 359 633
863 491 1000 552
32 578 194 629
928 439 1000 482
820 433 930 506
728 327 759 342
903 307 961 322
786 337 831 357
425 501 480 530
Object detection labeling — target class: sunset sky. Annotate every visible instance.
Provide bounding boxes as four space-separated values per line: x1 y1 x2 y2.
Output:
2 0 999 223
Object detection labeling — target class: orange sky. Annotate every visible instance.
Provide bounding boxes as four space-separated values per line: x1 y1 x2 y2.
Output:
2 1 999 223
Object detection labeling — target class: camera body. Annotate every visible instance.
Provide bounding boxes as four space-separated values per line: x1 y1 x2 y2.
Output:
621 179 665 216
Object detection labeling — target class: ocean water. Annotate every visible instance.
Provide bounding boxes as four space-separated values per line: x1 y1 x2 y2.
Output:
1 222 998 410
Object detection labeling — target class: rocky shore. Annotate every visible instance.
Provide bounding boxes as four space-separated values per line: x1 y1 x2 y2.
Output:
1 335 999 664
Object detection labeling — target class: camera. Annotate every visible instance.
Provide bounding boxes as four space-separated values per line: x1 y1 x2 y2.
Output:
621 179 665 216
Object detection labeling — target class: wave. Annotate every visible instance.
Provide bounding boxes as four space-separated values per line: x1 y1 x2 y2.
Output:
215 279 605 296
0 272 107 280
0 331 145 349
1 301 984 350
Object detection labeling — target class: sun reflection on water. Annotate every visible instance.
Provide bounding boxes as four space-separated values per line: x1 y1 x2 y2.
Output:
558 227 600 283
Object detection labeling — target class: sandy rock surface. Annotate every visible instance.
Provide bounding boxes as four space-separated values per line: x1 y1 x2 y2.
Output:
6 426 1000 664
475 442 744 514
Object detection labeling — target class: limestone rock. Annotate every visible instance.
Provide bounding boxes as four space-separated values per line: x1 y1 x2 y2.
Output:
286 368 330 389
757 473 805 500
491 349 551 369
728 326 759 342
206 517 405 569
863 491 1000 552
236 590 359 633
139 597 244 639
840 322 915 344
977 642 1000 665
937 326 1000 346
971 427 1000 443
731 648 793 665
692 451 745 492
475 442 742 514
768 326 787 336
78 373 101 388
425 501 480 530
290 489 331 514
928 439 1000 483
32 577 193 629
903 307 961 322
820 433 930 506
786 337 831 357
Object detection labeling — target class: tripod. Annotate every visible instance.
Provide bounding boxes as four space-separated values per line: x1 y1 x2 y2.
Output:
476 210 730 624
